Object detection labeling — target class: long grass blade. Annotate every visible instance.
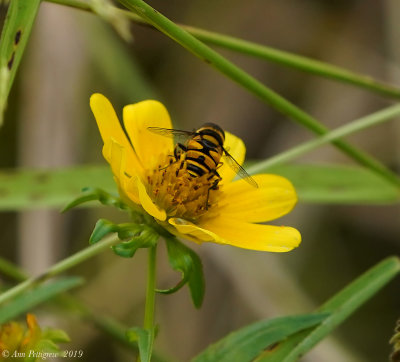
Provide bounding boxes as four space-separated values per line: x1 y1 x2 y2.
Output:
114 0 400 187
0 0 41 126
45 0 400 99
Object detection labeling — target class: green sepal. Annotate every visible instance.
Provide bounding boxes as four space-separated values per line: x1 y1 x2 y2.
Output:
126 327 155 362
89 219 142 244
62 187 128 212
89 218 159 258
161 236 205 308
112 227 159 258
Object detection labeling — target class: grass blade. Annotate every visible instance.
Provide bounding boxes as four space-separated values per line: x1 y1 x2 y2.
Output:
116 0 400 188
192 313 328 362
267 164 400 204
0 277 83 324
248 103 400 175
259 256 400 361
0 0 41 125
46 0 400 99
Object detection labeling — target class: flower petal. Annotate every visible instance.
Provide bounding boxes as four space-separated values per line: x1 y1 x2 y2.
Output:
217 174 297 222
123 100 174 168
103 139 140 205
136 177 167 221
90 93 143 176
200 216 301 252
219 131 246 185
168 218 220 243
103 139 125 181
169 217 301 252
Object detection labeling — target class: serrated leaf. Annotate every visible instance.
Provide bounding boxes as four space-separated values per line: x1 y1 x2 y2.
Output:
193 313 328 362
127 327 154 362
0 0 41 125
258 256 400 362
163 237 205 308
0 277 84 324
266 163 400 204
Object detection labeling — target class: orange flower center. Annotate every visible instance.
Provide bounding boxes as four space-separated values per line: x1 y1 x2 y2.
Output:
145 154 220 221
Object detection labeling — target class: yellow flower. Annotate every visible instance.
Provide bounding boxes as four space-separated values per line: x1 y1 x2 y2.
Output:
90 93 301 252
0 314 41 358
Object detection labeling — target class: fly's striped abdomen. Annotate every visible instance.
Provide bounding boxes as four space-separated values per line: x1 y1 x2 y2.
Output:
184 130 224 178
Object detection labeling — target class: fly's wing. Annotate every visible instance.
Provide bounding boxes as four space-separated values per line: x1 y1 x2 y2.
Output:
222 147 258 188
147 127 193 143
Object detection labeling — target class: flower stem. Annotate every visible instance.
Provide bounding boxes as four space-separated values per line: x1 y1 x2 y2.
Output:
144 245 157 330
0 234 119 306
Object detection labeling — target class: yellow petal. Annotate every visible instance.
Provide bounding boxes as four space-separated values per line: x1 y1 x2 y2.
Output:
136 177 167 221
168 218 221 243
103 139 140 205
123 100 174 169
200 216 301 252
104 139 125 181
169 217 300 252
217 174 297 222
219 131 246 185
90 93 142 176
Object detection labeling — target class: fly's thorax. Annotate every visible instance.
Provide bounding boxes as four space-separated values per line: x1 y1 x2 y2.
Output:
144 153 221 221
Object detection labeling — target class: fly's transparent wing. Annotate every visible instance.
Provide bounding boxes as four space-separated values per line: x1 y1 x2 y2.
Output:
222 147 258 188
147 127 194 143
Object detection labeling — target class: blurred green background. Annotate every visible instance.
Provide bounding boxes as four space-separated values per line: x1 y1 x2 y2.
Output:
1 0 400 361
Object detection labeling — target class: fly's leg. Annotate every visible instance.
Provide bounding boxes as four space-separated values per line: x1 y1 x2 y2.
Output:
205 171 221 210
158 144 187 171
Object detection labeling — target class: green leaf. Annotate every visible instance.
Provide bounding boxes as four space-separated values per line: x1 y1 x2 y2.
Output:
0 277 84 324
163 237 205 308
267 163 400 204
0 166 115 211
192 313 328 362
258 256 400 362
0 0 41 125
127 327 155 362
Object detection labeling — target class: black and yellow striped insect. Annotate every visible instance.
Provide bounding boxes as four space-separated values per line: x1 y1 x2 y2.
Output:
148 122 258 191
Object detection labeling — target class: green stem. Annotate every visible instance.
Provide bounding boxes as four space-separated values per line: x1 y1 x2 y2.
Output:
144 245 157 331
44 0 400 99
0 235 119 306
117 0 400 187
45 0 400 186
247 103 400 174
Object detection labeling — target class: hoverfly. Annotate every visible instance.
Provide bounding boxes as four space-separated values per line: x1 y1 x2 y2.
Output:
147 123 258 193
